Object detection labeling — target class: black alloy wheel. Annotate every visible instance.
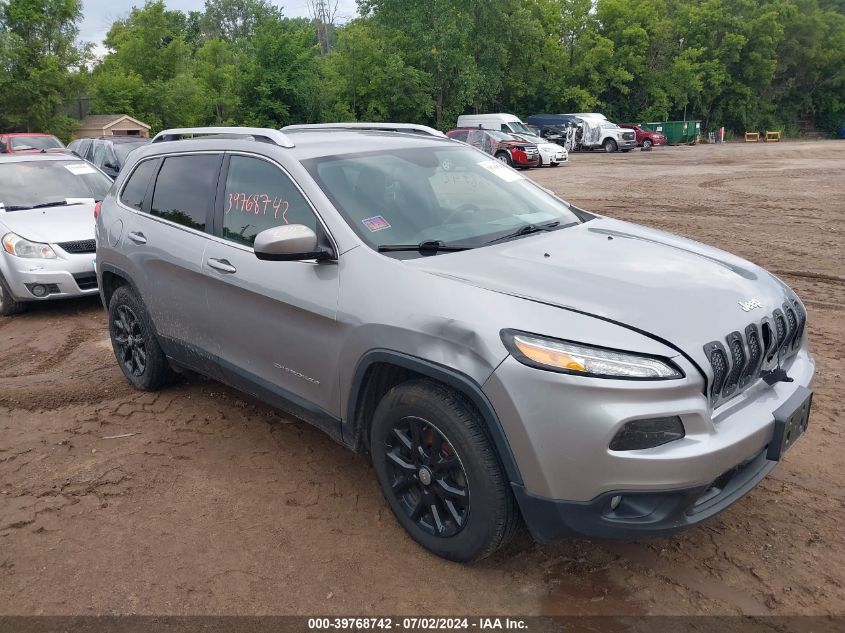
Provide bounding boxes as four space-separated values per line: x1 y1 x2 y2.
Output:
112 304 146 377
384 415 469 537
370 380 520 561
107 285 173 391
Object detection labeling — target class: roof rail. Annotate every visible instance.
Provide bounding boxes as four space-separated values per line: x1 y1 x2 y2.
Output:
282 122 446 138
151 127 295 148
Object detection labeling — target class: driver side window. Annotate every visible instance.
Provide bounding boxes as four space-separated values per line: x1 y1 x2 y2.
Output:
221 155 317 248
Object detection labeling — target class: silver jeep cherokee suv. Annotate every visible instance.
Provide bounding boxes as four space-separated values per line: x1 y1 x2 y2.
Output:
96 125 814 562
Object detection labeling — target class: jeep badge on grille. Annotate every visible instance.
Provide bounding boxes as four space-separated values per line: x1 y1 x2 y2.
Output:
739 299 764 312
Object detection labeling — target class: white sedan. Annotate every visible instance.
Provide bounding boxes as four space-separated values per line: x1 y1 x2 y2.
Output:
513 133 568 167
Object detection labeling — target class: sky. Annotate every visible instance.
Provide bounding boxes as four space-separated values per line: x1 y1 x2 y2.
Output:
80 0 360 52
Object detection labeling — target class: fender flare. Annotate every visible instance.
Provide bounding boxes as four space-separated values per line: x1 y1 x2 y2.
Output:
346 349 523 485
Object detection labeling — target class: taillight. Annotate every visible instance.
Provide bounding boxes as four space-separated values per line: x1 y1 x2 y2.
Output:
94 201 102 220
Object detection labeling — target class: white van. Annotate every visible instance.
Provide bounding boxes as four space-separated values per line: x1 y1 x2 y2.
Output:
456 113 534 135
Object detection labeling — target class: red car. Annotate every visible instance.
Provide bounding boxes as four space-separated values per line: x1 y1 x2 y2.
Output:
0 133 65 154
446 128 540 168
619 124 667 148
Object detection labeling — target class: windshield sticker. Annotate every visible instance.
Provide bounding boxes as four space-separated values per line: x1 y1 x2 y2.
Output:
362 215 391 232
65 163 97 176
477 160 523 182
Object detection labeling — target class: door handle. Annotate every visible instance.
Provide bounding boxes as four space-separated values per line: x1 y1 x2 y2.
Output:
207 258 237 274
127 231 147 244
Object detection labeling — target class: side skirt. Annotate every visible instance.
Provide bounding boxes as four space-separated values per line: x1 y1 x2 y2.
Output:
159 335 346 447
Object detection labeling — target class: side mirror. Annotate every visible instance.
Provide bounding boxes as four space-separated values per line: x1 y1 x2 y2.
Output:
254 224 333 261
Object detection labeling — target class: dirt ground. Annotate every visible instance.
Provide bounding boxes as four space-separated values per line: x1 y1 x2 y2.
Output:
1 140 843 617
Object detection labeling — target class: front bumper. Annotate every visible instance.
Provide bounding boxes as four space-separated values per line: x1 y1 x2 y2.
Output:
538 146 568 165
513 446 775 541
483 347 814 539
618 138 639 150
0 249 98 301
512 154 541 167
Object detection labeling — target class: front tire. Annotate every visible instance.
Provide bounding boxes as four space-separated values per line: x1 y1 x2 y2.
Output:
642 139 653 149
108 285 173 391
370 379 519 562
495 151 513 167
0 272 26 316
603 138 618 153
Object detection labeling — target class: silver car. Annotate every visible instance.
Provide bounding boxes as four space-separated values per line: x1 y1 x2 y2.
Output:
0 154 112 315
95 126 814 562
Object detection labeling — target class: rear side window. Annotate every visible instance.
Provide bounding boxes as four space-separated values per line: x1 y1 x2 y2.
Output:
449 130 468 142
119 159 157 211
467 130 494 154
150 154 220 231
221 155 316 247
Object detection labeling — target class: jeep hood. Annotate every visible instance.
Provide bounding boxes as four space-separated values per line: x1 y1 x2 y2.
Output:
0 203 95 244
410 217 793 368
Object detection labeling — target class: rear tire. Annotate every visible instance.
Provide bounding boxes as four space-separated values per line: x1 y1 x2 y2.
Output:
370 379 520 562
495 151 513 167
0 272 26 316
603 138 618 153
108 285 173 391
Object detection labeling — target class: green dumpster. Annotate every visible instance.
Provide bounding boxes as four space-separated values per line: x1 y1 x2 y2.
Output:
642 120 701 145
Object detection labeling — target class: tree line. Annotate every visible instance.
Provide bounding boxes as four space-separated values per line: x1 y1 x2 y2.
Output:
1 0 844 140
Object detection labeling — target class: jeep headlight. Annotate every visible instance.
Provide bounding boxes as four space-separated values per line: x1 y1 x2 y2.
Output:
2 233 57 259
502 330 683 379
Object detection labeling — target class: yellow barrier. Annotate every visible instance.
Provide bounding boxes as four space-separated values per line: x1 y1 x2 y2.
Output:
766 130 782 142
745 132 760 142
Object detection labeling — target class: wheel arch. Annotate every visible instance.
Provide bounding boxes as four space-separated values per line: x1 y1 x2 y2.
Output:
99 263 134 310
346 349 523 485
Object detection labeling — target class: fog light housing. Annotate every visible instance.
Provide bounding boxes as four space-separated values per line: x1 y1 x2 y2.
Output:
609 416 685 451
30 283 48 297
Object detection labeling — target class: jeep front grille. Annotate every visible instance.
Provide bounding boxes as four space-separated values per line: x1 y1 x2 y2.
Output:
722 334 746 397
703 300 805 406
791 300 806 351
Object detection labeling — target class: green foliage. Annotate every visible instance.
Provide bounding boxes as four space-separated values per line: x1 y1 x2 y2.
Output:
201 0 281 41
320 19 434 122
0 0 89 138
2 0 843 138
236 17 322 127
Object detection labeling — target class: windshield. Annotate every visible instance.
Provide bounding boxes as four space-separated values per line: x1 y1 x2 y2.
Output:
304 146 580 256
487 130 516 141
514 133 545 144
114 142 148 164
9 136 63 151
507 121 533 135
0 160 112 210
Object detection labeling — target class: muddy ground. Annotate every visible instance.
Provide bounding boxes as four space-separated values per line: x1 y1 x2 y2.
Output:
1 140 843 616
